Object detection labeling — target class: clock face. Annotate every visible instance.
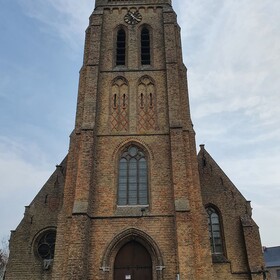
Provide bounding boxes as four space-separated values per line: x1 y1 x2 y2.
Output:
124 11 142 25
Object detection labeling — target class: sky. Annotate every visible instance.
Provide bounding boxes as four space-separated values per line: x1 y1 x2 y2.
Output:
0 0 279 248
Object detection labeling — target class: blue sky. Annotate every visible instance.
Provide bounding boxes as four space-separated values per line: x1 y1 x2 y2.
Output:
0 0 279 247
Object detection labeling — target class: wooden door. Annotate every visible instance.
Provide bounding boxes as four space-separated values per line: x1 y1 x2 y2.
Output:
114 241 152 280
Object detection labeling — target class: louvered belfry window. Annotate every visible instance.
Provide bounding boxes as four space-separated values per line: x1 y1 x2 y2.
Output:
118 146 148 205
141 28 151 65
116 29 126 65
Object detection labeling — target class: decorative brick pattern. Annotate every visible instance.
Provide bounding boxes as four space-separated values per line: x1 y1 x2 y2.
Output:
5 1 266 280
111 77 129 132
137 76 157 132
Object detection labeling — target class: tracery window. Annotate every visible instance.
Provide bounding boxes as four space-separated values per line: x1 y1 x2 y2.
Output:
141 27 151 65
116 28 126 66
36 230 56 260
206 207 224 255
118 145 148 206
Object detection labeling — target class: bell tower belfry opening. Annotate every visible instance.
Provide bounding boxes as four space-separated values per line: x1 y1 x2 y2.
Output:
5 1 266 280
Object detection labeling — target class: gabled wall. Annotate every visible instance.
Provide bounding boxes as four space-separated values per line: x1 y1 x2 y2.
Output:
5 158 66 280
198 145 265 280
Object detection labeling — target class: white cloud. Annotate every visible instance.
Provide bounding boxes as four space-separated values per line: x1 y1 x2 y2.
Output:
176 0 280 246
253 202 280 246
216 152 280 247
0 137 53 238
1 0 278 247
220 155 280 189
176 0 280 127
19 0 93 49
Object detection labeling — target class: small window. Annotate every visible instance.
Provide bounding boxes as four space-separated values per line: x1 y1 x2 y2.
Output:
36 230 56 260
206 207 224 255
277 269 280 278
118 145 148 206
116 29 126 65
141 28 150 65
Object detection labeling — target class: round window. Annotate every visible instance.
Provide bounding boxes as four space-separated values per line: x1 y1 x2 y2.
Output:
128 146 138 157
36 230 56 260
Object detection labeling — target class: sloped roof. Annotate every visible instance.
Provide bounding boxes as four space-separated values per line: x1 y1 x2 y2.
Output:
264 246 280 267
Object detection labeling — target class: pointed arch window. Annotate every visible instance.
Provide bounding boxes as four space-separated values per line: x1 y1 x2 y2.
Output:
116 29 126 66
206 206 224 255
118 145 148 206
141 28 151 65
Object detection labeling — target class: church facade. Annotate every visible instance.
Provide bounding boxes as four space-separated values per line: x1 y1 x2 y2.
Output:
5 0 265 279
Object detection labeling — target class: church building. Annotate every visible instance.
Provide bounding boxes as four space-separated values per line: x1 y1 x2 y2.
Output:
5 0 266 279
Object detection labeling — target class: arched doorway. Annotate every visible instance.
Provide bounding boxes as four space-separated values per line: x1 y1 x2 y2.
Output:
114 241 152 280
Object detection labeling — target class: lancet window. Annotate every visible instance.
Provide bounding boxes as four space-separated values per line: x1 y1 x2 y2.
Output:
116 28 126 66
141 27 151 65
206 206 224 255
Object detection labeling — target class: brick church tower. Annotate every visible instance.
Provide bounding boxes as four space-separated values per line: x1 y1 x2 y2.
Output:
5 1 266 280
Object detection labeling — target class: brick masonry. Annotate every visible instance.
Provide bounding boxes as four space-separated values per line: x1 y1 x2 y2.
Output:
5 1 266 280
